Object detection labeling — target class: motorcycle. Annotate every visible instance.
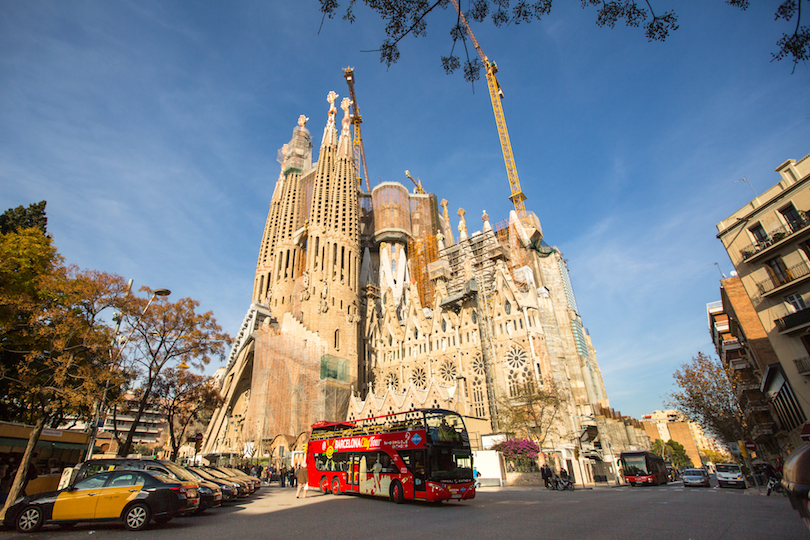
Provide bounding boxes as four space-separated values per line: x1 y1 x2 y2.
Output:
767 476 786 496
553 476 575 491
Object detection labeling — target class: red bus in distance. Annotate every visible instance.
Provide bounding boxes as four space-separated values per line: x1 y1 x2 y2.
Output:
306 408 476 503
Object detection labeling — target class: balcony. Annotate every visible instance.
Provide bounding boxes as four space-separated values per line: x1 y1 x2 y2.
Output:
750 422 776 439
775 307 810 334
795 356 810 375
757 261 810 296
739 216 810 263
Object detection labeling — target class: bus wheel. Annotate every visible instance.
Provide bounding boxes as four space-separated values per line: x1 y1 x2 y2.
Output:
320 476 330 494
390 480 404 504
331 477 341 495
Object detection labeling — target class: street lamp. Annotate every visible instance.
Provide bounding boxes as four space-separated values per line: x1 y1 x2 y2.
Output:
86 285 171 458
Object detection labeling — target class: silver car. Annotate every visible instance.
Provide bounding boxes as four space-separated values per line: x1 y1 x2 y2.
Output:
682 468 711 487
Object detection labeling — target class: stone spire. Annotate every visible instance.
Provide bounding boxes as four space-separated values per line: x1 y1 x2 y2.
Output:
337 97 353 159
321 91 339 148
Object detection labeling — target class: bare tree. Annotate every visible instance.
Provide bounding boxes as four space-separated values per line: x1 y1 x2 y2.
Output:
115 289 231 457
496 382 565 447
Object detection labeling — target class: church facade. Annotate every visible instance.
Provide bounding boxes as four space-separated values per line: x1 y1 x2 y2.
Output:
202 88 648 480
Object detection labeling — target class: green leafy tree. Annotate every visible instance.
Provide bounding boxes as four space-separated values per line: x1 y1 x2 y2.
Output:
652 439 693 469
319 1 808 73
0 201 47 235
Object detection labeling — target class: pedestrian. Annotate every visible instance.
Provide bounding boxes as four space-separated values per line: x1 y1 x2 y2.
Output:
280 465 287 488
295 465 308 498
288 466 296 487
473 466 481 488
250 465 257 477
541 464 551 488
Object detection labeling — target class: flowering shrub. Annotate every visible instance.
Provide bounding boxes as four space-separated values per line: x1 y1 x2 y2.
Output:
492 438 541 471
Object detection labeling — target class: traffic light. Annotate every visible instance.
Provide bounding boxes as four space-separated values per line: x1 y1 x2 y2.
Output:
574 446 580 460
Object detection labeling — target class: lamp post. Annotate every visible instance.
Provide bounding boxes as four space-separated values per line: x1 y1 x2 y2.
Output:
86 286 171 459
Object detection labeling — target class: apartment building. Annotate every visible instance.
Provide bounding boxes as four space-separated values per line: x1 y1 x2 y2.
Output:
716 152 810 451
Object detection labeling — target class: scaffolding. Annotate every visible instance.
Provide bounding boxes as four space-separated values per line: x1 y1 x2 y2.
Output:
371 182 412 243
243 325 351 443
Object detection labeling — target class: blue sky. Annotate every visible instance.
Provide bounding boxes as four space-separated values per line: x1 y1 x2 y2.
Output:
2 1 809 419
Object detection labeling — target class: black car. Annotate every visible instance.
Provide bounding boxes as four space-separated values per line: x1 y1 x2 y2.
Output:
4 469 198 533
71 458 216 514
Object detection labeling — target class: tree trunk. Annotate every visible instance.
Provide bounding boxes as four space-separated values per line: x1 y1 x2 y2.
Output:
0 415 46 521
118 377 157 457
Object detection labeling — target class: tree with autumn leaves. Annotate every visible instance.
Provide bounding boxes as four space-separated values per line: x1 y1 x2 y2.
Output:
153 368 225 462
667 352 749 446
0 201 230 518
0 202 130 519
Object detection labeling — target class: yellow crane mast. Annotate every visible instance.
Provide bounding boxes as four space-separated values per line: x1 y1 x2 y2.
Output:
343 67 371 193
448 0 527 221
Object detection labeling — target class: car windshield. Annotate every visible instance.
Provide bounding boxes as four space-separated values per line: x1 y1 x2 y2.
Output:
716 464 741 473
163 462 198 481
684 469 706 476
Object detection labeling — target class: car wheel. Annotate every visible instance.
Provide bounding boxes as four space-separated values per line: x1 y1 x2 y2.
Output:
16 506 44 533
390 480 404 504
320 476 330 494
124 503 151 531
331 477 341 496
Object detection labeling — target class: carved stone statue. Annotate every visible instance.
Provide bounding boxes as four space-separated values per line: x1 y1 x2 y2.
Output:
298 114 309 128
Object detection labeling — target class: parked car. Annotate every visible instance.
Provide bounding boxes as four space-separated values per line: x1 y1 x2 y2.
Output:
716 463 746 489
184 467 237 502
213 466 261 491
69 458 214 514
203 467 255 494
193 467 251 497
4 469 197 533
682 468 711 488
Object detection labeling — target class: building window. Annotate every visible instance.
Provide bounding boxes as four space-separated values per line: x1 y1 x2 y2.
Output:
335 329 340 350
505 300 512 315
749 223 769 245
786 293 807 313
780 203 803 231
765 256 791 286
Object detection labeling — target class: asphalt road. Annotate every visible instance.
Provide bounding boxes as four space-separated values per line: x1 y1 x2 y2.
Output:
1 482 806 540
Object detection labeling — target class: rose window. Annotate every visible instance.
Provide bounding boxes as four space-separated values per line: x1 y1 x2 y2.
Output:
438 360 458 383
410 366 428 389
472 356 486 376
384 372 399 391
505 346 527 370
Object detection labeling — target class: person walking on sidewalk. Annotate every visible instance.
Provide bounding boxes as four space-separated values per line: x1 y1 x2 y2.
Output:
295 465 309 498
280 465 287 487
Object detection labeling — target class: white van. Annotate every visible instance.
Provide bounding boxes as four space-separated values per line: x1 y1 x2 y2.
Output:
715 463 746 489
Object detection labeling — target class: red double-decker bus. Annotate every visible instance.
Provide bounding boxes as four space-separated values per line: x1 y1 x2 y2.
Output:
306 408 476 503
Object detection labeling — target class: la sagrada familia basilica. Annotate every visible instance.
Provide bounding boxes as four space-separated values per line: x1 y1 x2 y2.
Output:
202 86 649 478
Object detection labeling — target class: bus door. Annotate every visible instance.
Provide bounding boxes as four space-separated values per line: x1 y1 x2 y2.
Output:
347 454 361 491
413 450 427 497
398 449 426 498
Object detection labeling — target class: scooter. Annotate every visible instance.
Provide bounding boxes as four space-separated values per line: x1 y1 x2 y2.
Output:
767 476 786 496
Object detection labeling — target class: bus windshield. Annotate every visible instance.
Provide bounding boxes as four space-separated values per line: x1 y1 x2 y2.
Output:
430 447 473 481
425 412 467 443
622 454 649 476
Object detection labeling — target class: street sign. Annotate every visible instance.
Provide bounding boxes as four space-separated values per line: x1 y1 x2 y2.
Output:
744 440 756 451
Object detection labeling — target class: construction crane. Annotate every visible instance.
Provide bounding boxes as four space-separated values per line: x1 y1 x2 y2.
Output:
448 0 527 222
343 67 371 193
404 170 426 193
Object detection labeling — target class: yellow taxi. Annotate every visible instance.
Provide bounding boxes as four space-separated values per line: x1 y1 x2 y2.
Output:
5 469 199 532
